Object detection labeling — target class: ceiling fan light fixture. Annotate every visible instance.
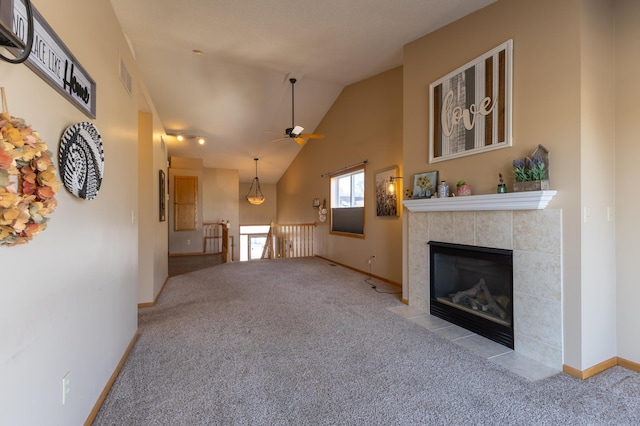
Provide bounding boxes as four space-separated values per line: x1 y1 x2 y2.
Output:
197 137 205 145
246 158 265 205
268 78 324 145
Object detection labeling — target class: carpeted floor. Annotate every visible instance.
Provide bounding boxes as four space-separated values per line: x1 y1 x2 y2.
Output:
94 257 640 425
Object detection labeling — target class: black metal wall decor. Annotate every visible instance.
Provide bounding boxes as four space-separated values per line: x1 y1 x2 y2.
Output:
59 122 104 200
0 0 33 64
1 0 96 117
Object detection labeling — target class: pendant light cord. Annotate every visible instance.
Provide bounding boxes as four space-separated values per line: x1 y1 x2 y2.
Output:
252 158 262 197
290 78 296 128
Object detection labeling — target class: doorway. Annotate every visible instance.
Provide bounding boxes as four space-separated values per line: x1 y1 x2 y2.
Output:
239 225 270 261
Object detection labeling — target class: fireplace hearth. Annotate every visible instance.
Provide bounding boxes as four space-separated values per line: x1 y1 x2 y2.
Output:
429 241 514 348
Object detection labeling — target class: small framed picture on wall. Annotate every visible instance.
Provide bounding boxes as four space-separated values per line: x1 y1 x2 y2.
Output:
159 169 166 222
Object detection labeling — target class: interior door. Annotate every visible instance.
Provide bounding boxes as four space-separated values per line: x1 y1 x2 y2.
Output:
248 234 267 260
174 175 197 231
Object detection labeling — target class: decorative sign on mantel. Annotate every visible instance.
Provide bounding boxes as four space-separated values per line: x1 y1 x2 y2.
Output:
10 0 96 118
429 40 513 163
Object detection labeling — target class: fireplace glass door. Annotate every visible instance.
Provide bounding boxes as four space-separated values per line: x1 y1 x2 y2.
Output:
429 241 514 348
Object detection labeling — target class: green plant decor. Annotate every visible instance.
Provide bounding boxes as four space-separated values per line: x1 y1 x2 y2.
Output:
513 153 547 182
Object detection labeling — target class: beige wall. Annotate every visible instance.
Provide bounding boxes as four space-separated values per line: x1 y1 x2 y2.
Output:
138 112 169 304
0 0 160 423
278 67 403 283
204 168 239 224
403 0 638 370
579 0 617 370
402 0 582 343
138 113 154 300
402 0 583 338
239 182 277 225
615 0 640 363
203 168 239 260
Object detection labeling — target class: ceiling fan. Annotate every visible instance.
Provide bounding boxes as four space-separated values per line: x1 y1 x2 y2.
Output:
269 78 325 146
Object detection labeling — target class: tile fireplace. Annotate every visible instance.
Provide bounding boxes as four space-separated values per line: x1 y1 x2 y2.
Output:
403 192 562 370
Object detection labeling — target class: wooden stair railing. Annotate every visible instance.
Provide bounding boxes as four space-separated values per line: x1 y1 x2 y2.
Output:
203 222 231 262
221 226 230 262
261 224 274 259
266 223 316 259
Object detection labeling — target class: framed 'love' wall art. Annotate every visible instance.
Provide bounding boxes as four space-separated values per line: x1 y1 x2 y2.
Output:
429 39 513 163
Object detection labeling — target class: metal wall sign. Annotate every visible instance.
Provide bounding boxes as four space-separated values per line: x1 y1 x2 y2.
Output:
9 0 96 118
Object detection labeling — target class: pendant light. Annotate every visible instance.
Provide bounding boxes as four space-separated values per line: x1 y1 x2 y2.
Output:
246 158 265 205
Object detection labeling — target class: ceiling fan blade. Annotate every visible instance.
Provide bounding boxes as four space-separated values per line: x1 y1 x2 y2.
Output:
299 133 324 139
294 137 307 146
271 136 288 142
265 130 285 135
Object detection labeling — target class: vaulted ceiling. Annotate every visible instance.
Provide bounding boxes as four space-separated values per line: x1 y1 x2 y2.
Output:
109 0 495 183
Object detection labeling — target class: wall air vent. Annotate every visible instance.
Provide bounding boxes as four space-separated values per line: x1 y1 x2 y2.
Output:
119 56 132 96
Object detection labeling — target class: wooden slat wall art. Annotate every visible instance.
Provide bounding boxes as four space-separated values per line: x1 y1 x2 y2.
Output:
429 40 512 162
498 48 506 143
484 55 494 146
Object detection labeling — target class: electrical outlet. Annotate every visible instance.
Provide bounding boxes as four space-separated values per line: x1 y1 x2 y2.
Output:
187 239 191 245
368 255 376 265
62 372 70 405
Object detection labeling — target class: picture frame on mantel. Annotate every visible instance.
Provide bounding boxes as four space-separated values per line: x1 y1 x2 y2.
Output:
429 39 513 163
412 171 438 199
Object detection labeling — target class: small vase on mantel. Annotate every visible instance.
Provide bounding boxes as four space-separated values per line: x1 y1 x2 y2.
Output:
497 173 507 193
437 181 449 198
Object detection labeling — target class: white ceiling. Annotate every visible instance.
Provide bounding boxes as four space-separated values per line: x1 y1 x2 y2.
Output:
109 0 495 183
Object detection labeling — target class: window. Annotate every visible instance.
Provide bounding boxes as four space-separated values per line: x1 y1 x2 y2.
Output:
330 165 365 237
333 169 364 207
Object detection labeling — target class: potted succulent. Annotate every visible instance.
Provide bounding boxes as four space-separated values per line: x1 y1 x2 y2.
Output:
512 145 550 192
456 180 471 196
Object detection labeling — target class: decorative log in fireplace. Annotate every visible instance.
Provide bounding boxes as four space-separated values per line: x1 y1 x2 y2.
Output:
429 241 514 349
450 278 509 319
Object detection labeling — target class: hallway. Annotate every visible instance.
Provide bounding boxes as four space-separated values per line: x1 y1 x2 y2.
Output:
168 254 225 276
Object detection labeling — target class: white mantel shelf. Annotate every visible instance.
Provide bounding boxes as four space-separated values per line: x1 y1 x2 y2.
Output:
402 190 557 212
